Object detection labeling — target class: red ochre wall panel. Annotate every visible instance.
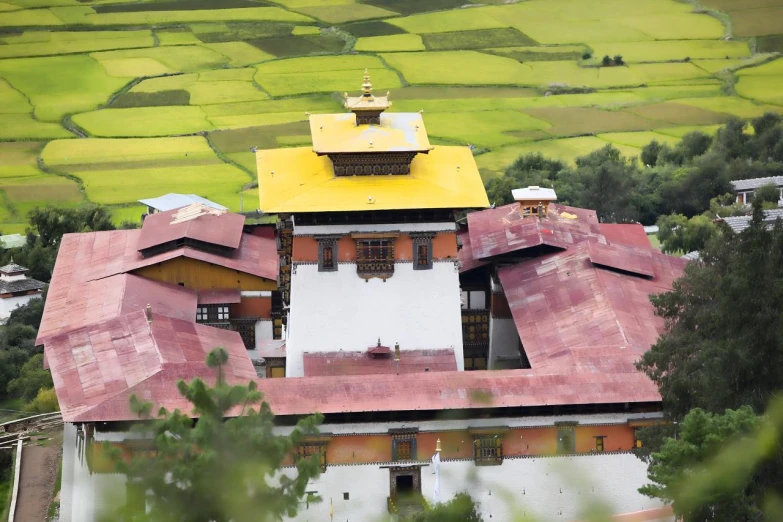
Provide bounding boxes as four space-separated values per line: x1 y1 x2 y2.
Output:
327 435 391 464
292 232 457 263
230 296 271 318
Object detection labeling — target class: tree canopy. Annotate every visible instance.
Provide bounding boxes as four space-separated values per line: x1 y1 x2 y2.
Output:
110 348 323 522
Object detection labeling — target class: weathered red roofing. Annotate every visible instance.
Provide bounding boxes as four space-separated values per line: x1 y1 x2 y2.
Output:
37 273 197 344
457 228 490 273
303 349 457 377
48 229 277 284
137 205 245 252
498 243 687 369
598 223 652 249
49 311 255 422
466 203 602 260
197 289 241 305
587 241 655 278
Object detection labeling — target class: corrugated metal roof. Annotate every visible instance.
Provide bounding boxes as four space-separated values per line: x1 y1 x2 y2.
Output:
48 310 255 423
303 349 456 377
137 205 245 252
599 224 652 249
720 208 783 233
37 273 197 344
587 242 655 278
466 203 602 260
138 193 227 212
0 262 28 274
731 176 783 192
197 289 241 305
457 228 490 273
498 243 687 370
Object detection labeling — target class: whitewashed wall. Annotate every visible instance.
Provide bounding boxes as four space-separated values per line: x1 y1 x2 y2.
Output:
286 262 464 377
282 453 663 522
60 423 127 522
489 317 520 368
0 293 38 322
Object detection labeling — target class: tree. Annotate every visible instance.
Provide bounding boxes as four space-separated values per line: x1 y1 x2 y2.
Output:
572 145 642 222
7 292 45 329
656 213 719 254
613 55 624 66
24 387 59 413
27 204 114 248
601 55 612 66
484 153 566 206
407 493 483 522
641 140 663 167
8 353 53 402
640 407 769 522
754 183 781 206
638 202 783 418
109 348 323 522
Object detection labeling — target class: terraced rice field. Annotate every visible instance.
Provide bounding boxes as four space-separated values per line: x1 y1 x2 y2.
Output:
0 0 782 230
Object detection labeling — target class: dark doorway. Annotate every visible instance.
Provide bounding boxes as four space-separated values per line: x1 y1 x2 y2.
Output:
396 475 414 494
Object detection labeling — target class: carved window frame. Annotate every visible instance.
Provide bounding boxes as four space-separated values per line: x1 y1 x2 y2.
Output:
316 236 340 272
390 429 418 462
469 427 507 466
411 233 434 271
298 437 329 472
355 236 395 280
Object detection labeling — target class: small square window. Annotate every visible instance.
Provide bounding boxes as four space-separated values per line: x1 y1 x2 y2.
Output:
196 307 208 322
556 424 576 454
343 492 349 500
594 436 605 452
298 441 327 471
473 434 503 465
216 306 229 321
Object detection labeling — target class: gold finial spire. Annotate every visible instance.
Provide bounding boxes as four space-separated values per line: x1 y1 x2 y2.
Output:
361 68 373 98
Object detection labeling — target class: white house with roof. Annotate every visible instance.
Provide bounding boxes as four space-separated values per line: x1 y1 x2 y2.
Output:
731 176 783 206
0 260 44 321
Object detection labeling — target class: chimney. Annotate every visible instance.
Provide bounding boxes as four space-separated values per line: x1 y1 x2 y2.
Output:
145 303 152 323
511 186 557 218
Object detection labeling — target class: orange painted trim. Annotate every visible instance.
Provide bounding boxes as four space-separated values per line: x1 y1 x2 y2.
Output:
291 232 458 262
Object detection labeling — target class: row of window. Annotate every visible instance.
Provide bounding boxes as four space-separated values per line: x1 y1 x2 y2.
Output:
297 428 632 471
195 305 230 323
316 236 434 274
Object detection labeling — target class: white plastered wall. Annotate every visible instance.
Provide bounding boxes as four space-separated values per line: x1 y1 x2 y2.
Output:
281 453 663 522
255 319 273 341
488 317 520 368
0 293 37 322
59 423 127 522
286 262 464 377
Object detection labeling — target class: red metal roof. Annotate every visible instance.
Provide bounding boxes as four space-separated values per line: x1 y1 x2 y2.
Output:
457 228 490 273
47 228 277 285
37 273 197 344
303 349 457 377
197 289 241 305
137 205 245 252
48 310 255 422
598 223 652 248
466 203 602 260
587 242 655 278
498 243 687 369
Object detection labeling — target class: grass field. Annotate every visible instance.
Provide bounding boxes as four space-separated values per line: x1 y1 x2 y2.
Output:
1 0 783 231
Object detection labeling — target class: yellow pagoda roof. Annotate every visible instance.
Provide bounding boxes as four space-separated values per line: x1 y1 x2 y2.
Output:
256 146 490 213
309 112 431 154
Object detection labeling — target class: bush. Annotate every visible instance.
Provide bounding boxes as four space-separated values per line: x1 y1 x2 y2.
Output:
23 387 59 414
613 54 624 66
581 52 591 60
754 183 781 205
601 55 612 66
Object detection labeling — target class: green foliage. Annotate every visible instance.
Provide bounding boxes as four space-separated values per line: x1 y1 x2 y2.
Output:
109 348 324 522
640 407 768 521
23 387 59 413
601 55 612 66
641 139 662 167
28 203 115 248
110 90 191 109
656 213 719 254
406 493 483 521
755 183 781 205
8 353 53 402
6 293 44 329
638 202 783 418
613 55 624 66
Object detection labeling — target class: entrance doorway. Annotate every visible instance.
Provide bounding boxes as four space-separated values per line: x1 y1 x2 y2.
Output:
395 474 414 495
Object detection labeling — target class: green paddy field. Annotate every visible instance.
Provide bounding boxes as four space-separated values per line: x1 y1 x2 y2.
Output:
0 0 782 232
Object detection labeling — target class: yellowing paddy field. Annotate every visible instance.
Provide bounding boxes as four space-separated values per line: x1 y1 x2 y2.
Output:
0 0 781 230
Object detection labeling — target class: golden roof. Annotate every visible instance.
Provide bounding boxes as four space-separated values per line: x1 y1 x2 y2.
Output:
256 146 490 213
309 112 431 154
343 69 390 113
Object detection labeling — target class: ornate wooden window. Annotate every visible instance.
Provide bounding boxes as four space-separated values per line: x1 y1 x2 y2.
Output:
196 306 208 322
216 305 229 321
633 428 643 449
461 309 489 351
197 304 230 324
411 234 433 271
594 436 606 452
356 238 395 279
265 357 285 378
317 236 339 272
230 318 256 350
390 429 417 462
472 433 503 466
556 422 577 454
298 439 328 471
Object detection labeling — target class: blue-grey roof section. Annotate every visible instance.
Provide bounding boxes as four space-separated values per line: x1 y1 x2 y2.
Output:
720 208 783 233
682 251 701 261
731 176 783 192
138 194 227 213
